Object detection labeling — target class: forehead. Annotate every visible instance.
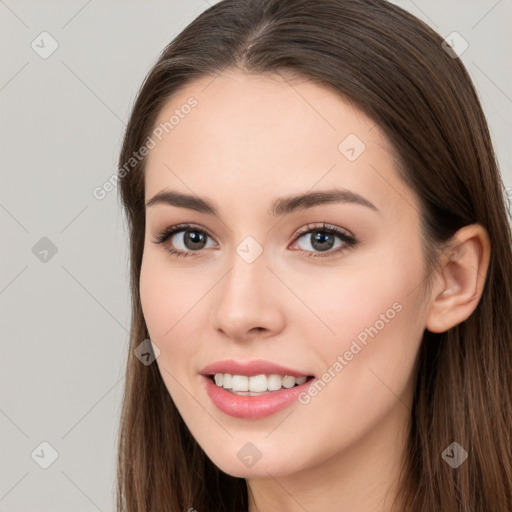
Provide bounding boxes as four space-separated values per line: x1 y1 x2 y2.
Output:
144 69 418 220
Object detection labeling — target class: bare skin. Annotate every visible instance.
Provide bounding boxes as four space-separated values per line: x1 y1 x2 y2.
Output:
139 69 490 512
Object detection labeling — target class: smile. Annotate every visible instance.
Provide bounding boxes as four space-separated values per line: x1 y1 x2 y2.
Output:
202 374 315 419
212 373 308 394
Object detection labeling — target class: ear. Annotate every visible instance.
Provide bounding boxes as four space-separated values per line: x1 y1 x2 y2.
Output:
425 223 491 334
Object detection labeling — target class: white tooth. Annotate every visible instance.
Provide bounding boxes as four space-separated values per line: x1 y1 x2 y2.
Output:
267 374 283 391
282 375 296 388
249 374 268 392
222 373 233 390
214 373 223 386
295 376 307 385
232 375 249 392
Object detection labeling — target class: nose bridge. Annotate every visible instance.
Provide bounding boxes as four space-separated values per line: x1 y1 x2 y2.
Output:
212 241 283 338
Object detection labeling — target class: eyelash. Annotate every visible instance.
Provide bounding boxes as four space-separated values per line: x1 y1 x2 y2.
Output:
152 222 358 259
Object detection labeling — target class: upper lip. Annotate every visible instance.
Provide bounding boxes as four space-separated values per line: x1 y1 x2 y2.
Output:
200 359 313 378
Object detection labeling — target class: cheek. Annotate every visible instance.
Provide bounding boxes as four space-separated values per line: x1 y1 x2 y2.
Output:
139 250 204 339
301 242 425 395
139 251 214 384
302 245 425 419
300 301 422 454
139 254 218 429
139 257 168 337
292 243 423 347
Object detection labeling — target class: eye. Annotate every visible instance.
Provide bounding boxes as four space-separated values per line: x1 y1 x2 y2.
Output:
152 224 216 258
290 223 358 258
152 222 358 259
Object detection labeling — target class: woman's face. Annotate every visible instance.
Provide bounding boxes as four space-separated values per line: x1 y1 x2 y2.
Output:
140 69 430 479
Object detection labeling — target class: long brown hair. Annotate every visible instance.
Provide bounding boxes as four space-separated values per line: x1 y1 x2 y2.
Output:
116 1 512 510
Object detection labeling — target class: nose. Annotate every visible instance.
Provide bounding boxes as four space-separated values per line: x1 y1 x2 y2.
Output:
212 249 286 342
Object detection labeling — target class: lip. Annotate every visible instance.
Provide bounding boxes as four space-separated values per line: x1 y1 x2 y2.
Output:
200 359 313 378
201 374 315 419
199 359 315 419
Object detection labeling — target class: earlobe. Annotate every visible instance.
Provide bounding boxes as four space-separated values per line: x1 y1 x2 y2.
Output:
425 224 491 334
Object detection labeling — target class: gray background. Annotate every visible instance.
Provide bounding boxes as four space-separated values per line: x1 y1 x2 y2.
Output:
0 1 510 510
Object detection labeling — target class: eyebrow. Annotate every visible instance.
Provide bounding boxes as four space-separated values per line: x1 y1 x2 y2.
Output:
145 188 379 216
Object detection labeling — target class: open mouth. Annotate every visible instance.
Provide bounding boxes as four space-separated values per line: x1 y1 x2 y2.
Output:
203 371 316 419
209 373 315 395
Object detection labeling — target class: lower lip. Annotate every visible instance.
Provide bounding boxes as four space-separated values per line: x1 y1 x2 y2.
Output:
202 375 314 419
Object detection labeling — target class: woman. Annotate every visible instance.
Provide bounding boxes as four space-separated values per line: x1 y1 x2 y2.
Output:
116 0 512 510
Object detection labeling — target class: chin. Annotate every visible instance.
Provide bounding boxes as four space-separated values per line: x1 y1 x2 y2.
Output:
199 440 301 479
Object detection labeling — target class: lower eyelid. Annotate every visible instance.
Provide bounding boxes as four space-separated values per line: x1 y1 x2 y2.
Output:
155 224 357 257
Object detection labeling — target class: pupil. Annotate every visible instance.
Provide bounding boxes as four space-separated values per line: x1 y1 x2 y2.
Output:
312 231 334 251
182 230 335 251
185 230 206 250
